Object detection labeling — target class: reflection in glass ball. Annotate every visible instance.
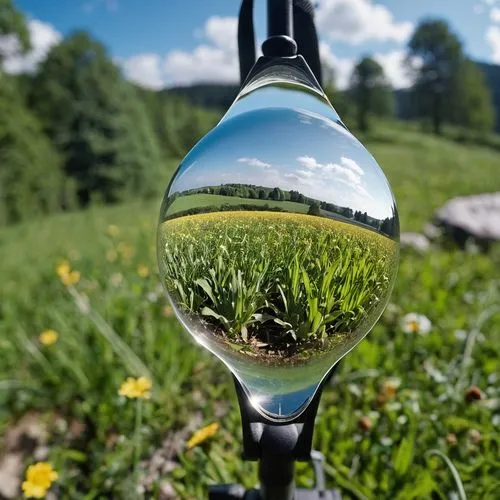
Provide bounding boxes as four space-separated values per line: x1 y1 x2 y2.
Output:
157 67 399 421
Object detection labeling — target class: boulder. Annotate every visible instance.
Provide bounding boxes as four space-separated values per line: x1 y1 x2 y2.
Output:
400 232 430 252
435 192 500 249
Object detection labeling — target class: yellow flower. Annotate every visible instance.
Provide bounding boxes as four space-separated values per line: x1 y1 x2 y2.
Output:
137 264 150 278
118 376 152 399
22 462 58 498
186 422 219 449
56 259 80 286
117 242 135 260
39 329 58 346
106 249 118 262
61 270 80 286
107 224 120 237
56 260 70 278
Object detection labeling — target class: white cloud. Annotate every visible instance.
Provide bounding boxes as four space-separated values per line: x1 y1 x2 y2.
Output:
164 16 239 85
295 155 368 197
1 19 61 74
320 42 413 90
316 0 413 45
319 42 355 89
237 157 273 169
486 25 500 62
121 53 164 90
373 50 414 89
491 7 500 21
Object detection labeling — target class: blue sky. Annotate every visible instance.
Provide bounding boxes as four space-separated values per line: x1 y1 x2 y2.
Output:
6 0 500 89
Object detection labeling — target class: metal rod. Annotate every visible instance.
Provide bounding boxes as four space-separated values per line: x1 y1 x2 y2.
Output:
267 0 293 38
259 454 295 500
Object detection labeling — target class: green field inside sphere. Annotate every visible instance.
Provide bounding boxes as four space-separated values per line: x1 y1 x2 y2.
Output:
158 210 398 361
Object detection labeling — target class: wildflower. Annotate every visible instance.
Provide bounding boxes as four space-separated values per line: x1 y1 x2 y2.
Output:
22 462 58 498
107 224 120 237
56 260 70 278
358 416 373 431
117 242 135 260
401 313 431 335
465 386 483 403
468 429 481 445
39 329 58 346
106 249 118 262
446 433 457 446
119 376 152 399
163 306 174 317
137 265 150 278
377 377 400 405
186 422 219 449
109 272 123 287
56 260 80 286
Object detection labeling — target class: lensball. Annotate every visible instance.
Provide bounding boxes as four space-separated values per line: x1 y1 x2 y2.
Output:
157 57 399 420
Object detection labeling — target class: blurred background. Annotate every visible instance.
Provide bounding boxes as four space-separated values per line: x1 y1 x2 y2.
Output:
0 0 499 498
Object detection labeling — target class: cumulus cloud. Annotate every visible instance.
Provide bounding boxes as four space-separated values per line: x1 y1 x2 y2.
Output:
237 157 273 169
320 42 413 90
121 53 164 90
1 19 61 74
164 16 239 85
373 50 414 89
319 41 355 89
491 7 500 21
316 0 413 45
295 155 369 197
486 25 500 62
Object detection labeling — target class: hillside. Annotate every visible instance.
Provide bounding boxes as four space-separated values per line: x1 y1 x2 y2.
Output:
1 121 499 497
164 60 500 131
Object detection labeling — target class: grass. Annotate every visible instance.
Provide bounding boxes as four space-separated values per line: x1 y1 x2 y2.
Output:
167 192 309 215
1 122 500 498
159 211 396 355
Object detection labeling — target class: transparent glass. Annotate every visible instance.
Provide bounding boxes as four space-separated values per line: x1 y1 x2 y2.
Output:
157 56 399 421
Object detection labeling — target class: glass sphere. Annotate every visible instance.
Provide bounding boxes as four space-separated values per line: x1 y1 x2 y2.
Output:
157 58 399 421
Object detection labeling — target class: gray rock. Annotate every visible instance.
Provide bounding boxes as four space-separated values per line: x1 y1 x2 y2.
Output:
435 193 500 248
400 232 430 252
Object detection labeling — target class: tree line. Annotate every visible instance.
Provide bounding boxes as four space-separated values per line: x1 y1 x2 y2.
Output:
324 19 496 135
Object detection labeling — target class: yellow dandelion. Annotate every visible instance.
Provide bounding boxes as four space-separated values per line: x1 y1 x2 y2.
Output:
118 376 152 399
106 249 118 262
61 270 80 286
56 260 70 278
186 422 219 449
137 264 150 278
39 329 58 346
22 462 58 498
107 224 120 237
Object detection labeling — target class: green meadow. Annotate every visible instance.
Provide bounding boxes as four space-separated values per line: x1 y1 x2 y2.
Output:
1 123 500 498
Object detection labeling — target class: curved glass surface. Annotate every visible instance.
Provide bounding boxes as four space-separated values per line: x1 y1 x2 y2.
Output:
157 57 399 420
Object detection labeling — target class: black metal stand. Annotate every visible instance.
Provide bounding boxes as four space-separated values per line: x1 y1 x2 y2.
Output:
209 1 341 497
208 376 341 500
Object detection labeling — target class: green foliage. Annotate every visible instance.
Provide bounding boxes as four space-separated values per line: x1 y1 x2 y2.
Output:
160 213 396 346
406 19 495 135
139 88 220 159
0 123 500 497
29 31 164 205
0 75 70 224
0 0 30 61
455 59 496 132
349 57 394 132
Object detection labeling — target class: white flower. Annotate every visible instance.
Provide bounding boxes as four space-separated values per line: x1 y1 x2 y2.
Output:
401 313 432 335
